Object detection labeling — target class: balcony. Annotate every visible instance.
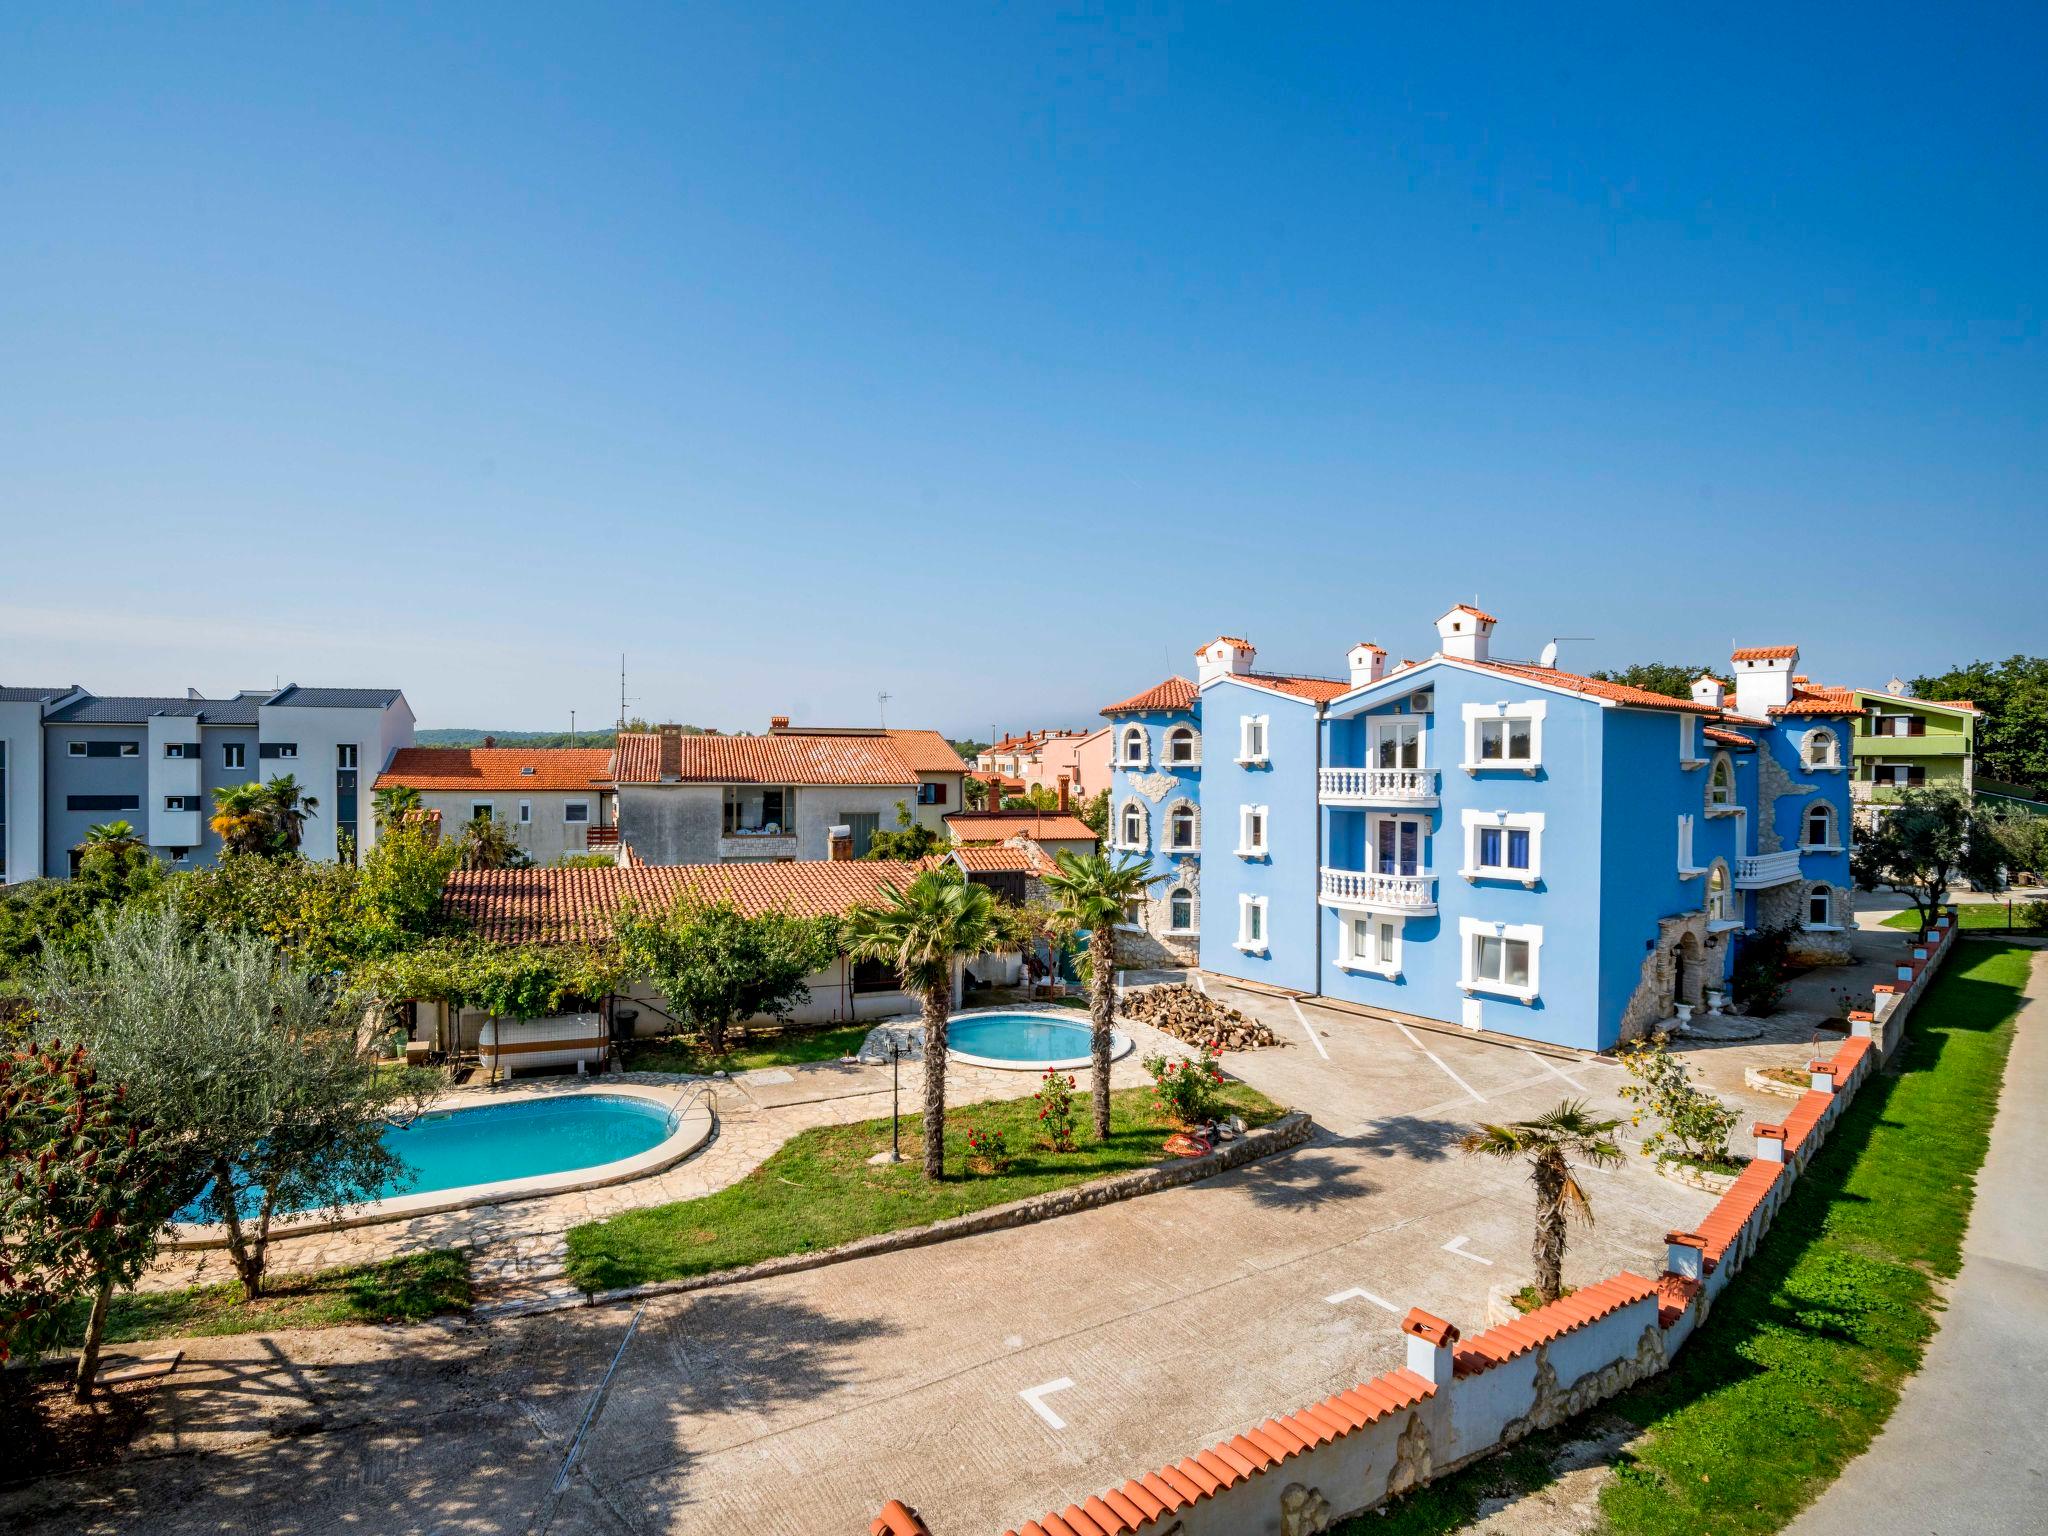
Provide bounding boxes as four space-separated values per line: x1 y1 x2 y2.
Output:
1733 849 1803 889
1318 866 1438 914
1318 766 1439 807
584 825 622 846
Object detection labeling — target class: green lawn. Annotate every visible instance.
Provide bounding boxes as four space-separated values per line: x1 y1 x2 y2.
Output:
61 1250 472 1347
618 1022 875 1075
1340 941 2033 1536
564 1079 1285 1292
1881 902 2044 932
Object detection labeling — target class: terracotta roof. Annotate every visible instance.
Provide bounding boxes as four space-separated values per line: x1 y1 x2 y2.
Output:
1451 1272 1658 1377
1732 645 1799 661
1000 1367 1435 1536
441 861 932 943
1236 671 1353 703
881 729 970 774
1703 726 1755 748
613 732 919 786
944 811 1097 844
1693 1159 1783 1266
375 747 614 793
1196 636 1254 655
1101 676 1198 715
952 844 1045 875
1445 602 1498 624
1457 658 1719 713
1769 684 1859 717
1656 1273 1701 1328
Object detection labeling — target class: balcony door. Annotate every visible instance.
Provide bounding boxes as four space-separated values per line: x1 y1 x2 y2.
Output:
1374 816 1423 877
1371 718 1423 770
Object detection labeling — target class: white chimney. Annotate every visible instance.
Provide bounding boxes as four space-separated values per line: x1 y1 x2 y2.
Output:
1195 636 1257 684
1435 604 1496 663
1691 675 1726 711
1732 646 1798 717
1347 641 1387 688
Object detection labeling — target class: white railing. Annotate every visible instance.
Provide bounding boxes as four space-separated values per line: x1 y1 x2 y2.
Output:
1318 766 1440 803
1734 849 1803 888
1318 867 1438 910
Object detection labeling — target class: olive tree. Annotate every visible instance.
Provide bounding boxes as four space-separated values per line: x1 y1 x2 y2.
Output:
1854 788 2008 930
32 904 437 1300
616 895 840 1055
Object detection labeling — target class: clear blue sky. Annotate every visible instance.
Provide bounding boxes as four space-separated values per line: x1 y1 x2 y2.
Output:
3 4 2042 739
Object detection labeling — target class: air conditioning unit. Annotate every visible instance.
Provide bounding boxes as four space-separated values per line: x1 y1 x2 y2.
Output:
1411 690 1435 715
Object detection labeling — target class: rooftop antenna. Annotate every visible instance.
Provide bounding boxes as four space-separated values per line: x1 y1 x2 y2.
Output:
617 654 639 731
877 690 892 728
1540 636 1595 669
570 709 577 749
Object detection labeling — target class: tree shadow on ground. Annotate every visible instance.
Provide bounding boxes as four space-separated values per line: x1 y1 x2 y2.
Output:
1225 1146 1375 1212
1337 1113 1462 1164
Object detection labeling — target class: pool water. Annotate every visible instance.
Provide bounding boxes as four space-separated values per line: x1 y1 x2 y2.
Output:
176 1094 674 1222
948 1013 1098 1065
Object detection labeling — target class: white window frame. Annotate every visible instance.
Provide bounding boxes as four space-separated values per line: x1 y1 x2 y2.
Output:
1458 916 1541 1001
1677 813 1704 878
1459 809 1544 886
1337 911 1404 977
1166 799 1199 853
1678 713 1705 768
564 801 590 823
163 742 189 760
1237 714 1270 765
67 741 85 757
1119 725 1148 767
1461 700 1546 774
1802 801 1839 852
119 741 138 758
1165 724 1198 767
1166 886 1197 935
270 742 297 760
470 802 493 823
1369 716 1425 770
1805 883 1839 931
1236 803 1269 858
1235 893 1269 953
518 799 532 824
1706 859 1737 929
1117 797 1147 852
1802 729 1841 771
336 742 359 769
1705 752 1739 814
222 742 246 770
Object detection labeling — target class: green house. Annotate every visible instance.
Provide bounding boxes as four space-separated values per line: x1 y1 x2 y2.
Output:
1849 686 1979 808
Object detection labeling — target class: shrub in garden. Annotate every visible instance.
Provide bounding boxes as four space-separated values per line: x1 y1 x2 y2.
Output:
1035 1069 1079 1152
1616 1034 1740 1167
961 1122 1009 1173
1732 924 1794 1015
1144 1046 1227 1127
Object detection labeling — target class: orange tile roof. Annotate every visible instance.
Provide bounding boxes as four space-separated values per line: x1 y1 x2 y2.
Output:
1703 725 1755 747
881 729 970 773
613 731 919 786
951 844 1045 874
1446 602 1497 624
1769 683 1859 717
1732 645 1799 661
1237 671 1353 702
1451 1272 1658 1377
1694 1159 1782 1265
1101 676 1198 715
441 861 931 943
1458 657 1719 713
1195 635 1254 655
944 811 1097 844
375 747 614 794
1000 1368 1435 1536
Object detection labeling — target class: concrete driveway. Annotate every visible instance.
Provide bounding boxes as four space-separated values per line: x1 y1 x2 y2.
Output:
3 986 1824 1536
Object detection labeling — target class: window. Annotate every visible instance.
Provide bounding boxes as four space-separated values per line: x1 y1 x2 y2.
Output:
1237 804 1268 856
1807 884 1835 928
1118 799 1146 851
470 803 493 822
1872 762 1926 788
222 743 246 770
1120 725 1148 767
518 800 532 824
1803 730 1839 770
1119 898 1143 930
1168 888 1195 933
1166 725 1197 766
1371 717 1423 770
1462 810 1544 883
68 742 83 757
66 794 139 812
564 801 590 823
1707 753 1737 810
1460 917 1540 999
1372 816 1424 876
1338 912 1403 975
1462 701 1545 772
337 743 359 769
1873 713 1925 738
916 781 948 805
163 795 199 812
120 741 138 758
1235 894 1268 952
163 742 191 759
1238 715 1269 764
1803 802 1837 849
1167 801 1198 851
260 742 298 760
69 741 139 759
1707 860 1735 925
1678 713 1703 765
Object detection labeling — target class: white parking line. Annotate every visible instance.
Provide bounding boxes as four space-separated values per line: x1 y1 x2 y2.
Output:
1019 1377 1075 1430
1325 1286 1400 1312
1392 1020 1487 1103
1442 1235 1494 1265
1513 1045 1585 1088
1288 999 1331 1061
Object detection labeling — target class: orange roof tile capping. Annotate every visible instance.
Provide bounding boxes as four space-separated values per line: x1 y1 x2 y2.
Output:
1101 676 1198 714
375 747 614 793
1451 1272 1657 1377
1447 602 1498 624
1731 644 1800 660
612 731 926 785
1460 658 1719 713
1769 683 1859 717
943 810 1096 843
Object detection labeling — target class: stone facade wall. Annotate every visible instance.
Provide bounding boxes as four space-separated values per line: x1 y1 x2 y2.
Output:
1617 910 1732 1042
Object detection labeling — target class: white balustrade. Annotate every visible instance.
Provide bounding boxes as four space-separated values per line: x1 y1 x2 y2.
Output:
1318 766 1439 804
1318 867 1438 911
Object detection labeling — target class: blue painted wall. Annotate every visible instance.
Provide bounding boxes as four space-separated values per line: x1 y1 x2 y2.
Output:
1105 703 1202 925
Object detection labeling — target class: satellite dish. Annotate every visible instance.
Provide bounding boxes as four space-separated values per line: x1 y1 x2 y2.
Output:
1538 640 1559 669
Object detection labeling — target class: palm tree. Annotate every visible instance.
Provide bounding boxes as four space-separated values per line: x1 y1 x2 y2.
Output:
78 820 143 855
455 813 532 870
210 782 271 856
843 868 1003 1180
1458 1100 1625 1305
373 784 422 831
260 774 318 854
1041 850 1160 1139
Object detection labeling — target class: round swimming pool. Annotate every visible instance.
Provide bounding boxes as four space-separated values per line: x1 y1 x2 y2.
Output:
176 1094 675 1221
947 1012 1134 1071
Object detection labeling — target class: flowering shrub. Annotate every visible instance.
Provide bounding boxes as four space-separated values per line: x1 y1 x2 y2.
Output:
962 1122 1009 1172
1144 1045 1227 1127
1616 1034 1739 1166
1035 1069 1079 1152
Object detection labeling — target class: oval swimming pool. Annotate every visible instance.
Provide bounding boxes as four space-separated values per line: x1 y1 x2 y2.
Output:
947 1013 1133 1071
176 1094 675 1221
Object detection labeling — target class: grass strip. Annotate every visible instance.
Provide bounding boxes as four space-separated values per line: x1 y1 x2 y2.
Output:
564 1079 1283 1291
1338 941 2032 1536
1880 903 2042 932
59 1250 472 1347
618 1022 875 1075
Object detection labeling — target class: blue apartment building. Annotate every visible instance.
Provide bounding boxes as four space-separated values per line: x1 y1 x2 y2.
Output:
1107 607 1857 1052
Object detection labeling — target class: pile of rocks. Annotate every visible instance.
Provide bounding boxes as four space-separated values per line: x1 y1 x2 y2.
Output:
1121 985 1282 1051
